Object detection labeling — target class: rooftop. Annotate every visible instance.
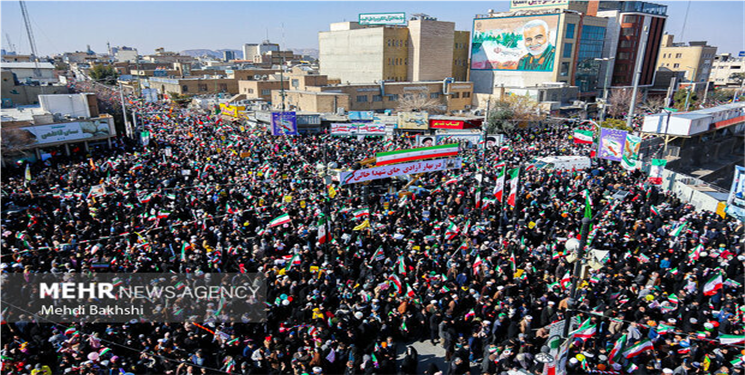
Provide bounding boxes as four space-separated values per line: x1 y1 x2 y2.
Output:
0 105 47 123
1 62 56 70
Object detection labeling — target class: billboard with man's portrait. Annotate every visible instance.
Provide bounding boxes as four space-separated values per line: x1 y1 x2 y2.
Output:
471 14 559 71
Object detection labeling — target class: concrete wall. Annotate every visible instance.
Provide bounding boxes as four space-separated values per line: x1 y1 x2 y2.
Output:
319 27 386 84
452 31 471 82
382 28 410 82
408 19 454 82
274 91 350 113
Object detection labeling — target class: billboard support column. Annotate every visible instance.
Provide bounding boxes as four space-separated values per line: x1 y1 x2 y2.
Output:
626 25 649 129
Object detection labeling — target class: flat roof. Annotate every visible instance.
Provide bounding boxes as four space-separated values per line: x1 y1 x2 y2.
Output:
0 105 47 122
1 62 55 69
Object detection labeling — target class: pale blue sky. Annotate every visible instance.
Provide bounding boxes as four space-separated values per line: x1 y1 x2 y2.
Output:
1 1 743 56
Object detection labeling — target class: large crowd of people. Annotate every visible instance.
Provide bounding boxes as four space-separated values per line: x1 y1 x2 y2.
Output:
1 88 744 375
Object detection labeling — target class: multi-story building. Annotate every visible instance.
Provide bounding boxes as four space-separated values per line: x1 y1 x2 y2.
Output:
656 34 718 84
709 54 745 88
142 48 196 64
238 79 290 103
242 41 280 63
1 62 57 85
223 50 235 62
318 15 469 84
113 46 138 62
470 3 608 97
149 76 239 96
597 1 667 87
273 80 474 113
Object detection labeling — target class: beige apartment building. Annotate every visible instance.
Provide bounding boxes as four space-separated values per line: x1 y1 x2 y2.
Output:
238 80 290 102
149 77 239 96
709 54 745 88
272 80 473 113
318 15 469 84
656 34 717 83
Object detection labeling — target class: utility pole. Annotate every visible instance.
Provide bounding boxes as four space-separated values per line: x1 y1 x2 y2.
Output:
595 57 614 124
626 25 649 129
479 99 490 220
118 81 130 138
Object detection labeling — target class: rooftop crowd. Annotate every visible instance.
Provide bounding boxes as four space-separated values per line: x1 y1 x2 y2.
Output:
1 90 744 375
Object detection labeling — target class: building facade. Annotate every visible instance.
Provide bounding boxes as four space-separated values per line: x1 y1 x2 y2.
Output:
242 41 280 63
470 6 608 97
318 16 470 84
656 34 718 84
597 1 667 87
238 80 290 102
709 54 745 88
273 80 474 113
150 77 239 96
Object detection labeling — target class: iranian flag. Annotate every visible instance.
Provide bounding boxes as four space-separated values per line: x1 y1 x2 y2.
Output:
370 247 385 262
375 144 459 166
609 334 627 364
622 339 654 358
285 254 302 270
648 159 667 185
506 168 520 207
573 129 594 144
268 213 291 228
703 272 723 296
571 318 597 340
561 271 571 289
318 216 331 245
670 221 687 237
473 255 483 275
388 274 402 293
474 187 482 209
650 205 660 216
493 163 507 201
353 208 370 219
719 334 745 345
444 222 459 240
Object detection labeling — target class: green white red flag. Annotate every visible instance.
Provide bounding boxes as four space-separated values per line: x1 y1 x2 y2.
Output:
375 144 459 166
507 168 519 207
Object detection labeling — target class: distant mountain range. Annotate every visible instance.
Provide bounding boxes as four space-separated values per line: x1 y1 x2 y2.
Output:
180 48 319 60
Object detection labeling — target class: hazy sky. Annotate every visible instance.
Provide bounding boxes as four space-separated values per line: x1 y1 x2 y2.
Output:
1 1 743 56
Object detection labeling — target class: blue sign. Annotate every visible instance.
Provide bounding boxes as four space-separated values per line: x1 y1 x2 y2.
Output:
271 112 297 136
739 51 745 57
349 111 374 121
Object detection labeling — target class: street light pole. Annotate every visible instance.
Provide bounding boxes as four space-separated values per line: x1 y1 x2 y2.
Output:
594 57 614 124
684 66 698 112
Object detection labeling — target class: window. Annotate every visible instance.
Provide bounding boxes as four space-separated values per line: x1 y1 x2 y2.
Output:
623 15 638 23
248 88 254 94
451 92 460 99
565 23 575 39
182 85 189 92
403 93 413 99
356 95 368 103
291 79 299 88
430 92 440 99
261 89 271 96
673 63 680 68
219 83 227 92
563 43 573 58
463 92 471 98
198 84 208 92
621 27 636 36
620 40 634 49
618 52 631 60
418 93 427 99
389 94 399 101
560 62 570 76
372 95 383 102
675 53 682 58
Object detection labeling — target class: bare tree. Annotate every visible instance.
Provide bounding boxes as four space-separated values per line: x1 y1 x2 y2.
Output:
1 128 35 157
642 96 666 113
607 88 642 118
502 95 543 122
396 90 444 114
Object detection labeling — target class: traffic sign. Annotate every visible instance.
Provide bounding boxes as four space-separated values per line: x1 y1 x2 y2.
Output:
739 51 745 57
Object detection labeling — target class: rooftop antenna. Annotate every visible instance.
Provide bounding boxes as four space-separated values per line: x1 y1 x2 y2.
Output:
680 0 691 41
4 33 17 53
